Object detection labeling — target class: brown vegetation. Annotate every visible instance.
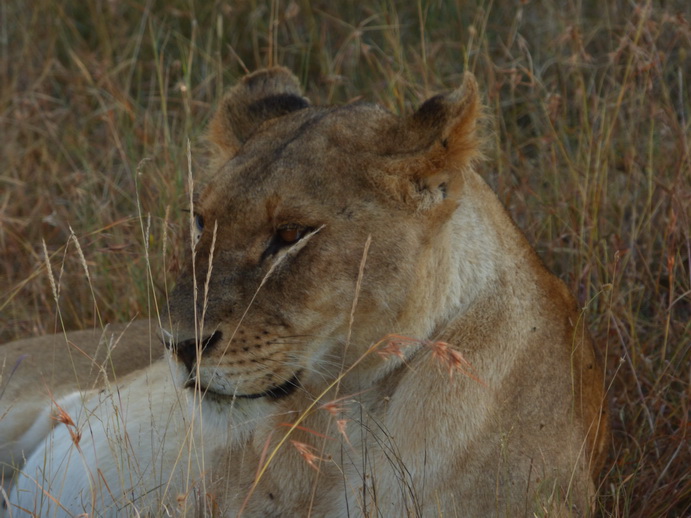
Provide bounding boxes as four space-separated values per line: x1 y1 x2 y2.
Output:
1 1 688 516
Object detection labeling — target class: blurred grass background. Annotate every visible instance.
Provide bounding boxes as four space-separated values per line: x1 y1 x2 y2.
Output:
0 0 689 515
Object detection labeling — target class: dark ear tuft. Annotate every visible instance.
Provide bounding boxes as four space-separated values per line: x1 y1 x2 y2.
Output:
407 73 481 156
409 95 449 138
207 67 309 169
246 94 309 119
375 73 484 211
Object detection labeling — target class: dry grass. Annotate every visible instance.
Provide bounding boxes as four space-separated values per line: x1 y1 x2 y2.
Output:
1 0 689 516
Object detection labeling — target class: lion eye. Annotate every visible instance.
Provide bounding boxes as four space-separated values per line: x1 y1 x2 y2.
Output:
193 213 204 243
277 225 304 245
262 224 314 262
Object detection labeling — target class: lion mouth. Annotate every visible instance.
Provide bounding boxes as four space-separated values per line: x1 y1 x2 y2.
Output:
185 372 302 401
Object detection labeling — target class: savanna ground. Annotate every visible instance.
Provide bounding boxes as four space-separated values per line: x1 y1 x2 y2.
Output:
0 0 688 516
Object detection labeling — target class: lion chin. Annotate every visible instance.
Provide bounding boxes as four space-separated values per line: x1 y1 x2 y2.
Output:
3 67 609 518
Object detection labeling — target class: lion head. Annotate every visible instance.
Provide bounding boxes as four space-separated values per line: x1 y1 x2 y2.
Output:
165 67 483 403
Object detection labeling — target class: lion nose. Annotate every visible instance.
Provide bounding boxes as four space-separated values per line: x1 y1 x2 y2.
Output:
168 331 223 372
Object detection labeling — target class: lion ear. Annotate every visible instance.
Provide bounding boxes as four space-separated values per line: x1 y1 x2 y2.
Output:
382 73 483 210
207 67 309 167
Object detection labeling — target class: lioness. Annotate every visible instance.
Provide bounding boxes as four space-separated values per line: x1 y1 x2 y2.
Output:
0 320 157 489
6 68 609 517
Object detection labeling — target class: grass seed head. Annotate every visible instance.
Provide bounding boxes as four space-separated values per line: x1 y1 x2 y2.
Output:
290 440 323 472
50 402 82 447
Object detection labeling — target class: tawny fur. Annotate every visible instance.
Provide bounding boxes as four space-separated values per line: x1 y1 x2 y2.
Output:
5 68 609 517
0 320 158 493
